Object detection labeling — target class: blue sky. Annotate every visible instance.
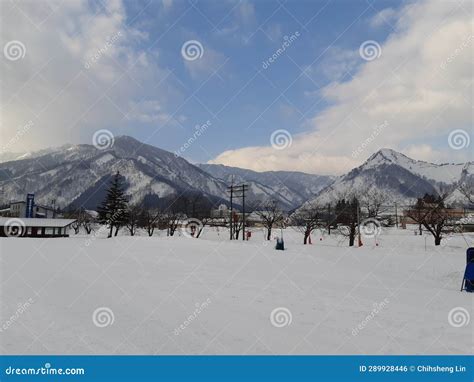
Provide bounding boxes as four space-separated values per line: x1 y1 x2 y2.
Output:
117 0 400 161
2 0 472 174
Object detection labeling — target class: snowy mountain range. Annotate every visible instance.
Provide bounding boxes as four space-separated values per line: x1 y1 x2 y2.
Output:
0 136 331 211
0 136 228 210
0 138 471 211
306 148 472 207
197 163 334 210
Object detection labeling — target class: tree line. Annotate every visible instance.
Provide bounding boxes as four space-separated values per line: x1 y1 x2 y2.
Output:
65 172 473 246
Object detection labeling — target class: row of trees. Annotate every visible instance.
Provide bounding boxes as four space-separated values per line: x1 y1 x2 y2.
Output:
69 172 473 246
72 172 216 238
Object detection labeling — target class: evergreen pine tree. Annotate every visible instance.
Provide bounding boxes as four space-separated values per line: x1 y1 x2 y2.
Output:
98 172 129 238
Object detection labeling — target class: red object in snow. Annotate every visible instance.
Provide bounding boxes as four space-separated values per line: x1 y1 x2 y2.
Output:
320 238 322 241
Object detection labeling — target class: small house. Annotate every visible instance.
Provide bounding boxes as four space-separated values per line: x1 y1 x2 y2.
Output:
0 218 77 238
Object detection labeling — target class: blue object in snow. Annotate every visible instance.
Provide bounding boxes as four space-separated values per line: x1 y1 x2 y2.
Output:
275 238 285 250
461 247 474 292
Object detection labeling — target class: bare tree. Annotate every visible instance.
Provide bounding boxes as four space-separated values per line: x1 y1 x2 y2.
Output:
231 213 244 240
406 194 453 246
358 187 388 218
256 200 284 241
165 212 182 236
291 203 324 244
140 209 162 237
334 197 359 247
125 205 141 236
82 212 95 234
71 219 81 234
66 208 91 234
195 217 214 238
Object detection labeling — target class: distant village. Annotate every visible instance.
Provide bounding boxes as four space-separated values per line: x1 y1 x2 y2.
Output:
1 170 473 248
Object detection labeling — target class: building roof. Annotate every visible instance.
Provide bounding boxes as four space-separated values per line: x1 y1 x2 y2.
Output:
10 201 56 211
0 218 76 228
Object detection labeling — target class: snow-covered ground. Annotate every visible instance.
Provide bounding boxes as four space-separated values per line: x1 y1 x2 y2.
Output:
0 226 472 355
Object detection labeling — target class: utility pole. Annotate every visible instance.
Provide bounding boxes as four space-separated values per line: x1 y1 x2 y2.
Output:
357 199 362 247
327 203 331 235
242 185 245 241
229 180 233 240
394 202 398 228
227 182 248 241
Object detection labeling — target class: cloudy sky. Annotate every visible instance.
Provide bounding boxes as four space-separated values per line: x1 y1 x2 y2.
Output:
1 0 472 175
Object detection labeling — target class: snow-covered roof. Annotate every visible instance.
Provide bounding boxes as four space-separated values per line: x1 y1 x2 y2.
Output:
0 218 76 228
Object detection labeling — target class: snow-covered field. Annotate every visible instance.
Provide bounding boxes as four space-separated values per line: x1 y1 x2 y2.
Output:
0 227 472 355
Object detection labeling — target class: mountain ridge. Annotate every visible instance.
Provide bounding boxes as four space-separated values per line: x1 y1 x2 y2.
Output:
0 137 471 211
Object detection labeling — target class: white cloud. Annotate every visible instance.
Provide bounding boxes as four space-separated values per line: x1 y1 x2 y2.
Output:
211 0 473 174
370 8 398 28
183 44 227 80
1 0 173 152
127 100 185 125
